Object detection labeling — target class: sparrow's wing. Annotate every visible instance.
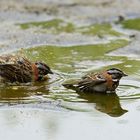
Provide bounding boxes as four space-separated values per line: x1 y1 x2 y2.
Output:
77 78 106 92
78 78 106 86
0 56 32 83
63 78 106 93
0 64 32 83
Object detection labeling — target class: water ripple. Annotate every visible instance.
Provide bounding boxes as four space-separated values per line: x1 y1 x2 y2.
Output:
118 79 140 100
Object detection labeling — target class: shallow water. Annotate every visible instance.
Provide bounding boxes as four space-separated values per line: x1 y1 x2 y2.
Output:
1 1 140 140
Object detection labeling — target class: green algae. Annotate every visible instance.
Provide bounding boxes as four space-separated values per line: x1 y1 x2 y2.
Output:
78 23 122 36
107 57 140 78
19 19 75 33
18 19 122 36
24 39 128 72
19 19 63 29
121 18 140 30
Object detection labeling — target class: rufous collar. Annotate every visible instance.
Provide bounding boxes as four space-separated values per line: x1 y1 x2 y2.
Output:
31 63 39 81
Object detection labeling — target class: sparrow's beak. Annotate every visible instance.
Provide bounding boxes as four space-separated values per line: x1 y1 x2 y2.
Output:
48 69 53 74
123 73 128 76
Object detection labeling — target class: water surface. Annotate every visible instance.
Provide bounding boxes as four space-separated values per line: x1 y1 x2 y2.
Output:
0 1 140 140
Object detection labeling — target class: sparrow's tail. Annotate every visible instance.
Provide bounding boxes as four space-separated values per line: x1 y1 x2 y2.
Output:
62 83 75 89
62 79 82 91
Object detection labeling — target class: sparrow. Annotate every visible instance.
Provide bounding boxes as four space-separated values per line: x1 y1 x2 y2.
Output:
0 54 53 83
63 68 127 93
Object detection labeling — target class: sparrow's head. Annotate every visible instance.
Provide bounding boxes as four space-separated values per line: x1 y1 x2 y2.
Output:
107 68 128 80
35 62 53 80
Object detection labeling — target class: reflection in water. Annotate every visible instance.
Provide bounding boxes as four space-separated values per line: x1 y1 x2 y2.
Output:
0 73 62 105
78 92 128 117
0 76 128 118
0 82 50 102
